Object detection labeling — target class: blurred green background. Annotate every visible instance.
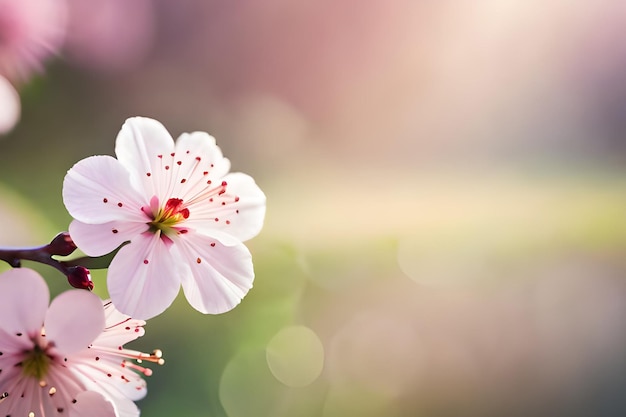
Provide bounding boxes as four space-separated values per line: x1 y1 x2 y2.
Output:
2 1 626 416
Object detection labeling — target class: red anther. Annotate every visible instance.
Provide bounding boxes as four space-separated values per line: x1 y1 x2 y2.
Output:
164 198 183 214
67 266 94 291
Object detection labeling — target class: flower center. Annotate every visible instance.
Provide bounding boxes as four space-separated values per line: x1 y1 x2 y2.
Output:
147 198 189 235
21 343 52 380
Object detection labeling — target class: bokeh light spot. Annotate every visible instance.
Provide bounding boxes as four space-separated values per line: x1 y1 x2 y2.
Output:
219 349 285 417
266 325 324 387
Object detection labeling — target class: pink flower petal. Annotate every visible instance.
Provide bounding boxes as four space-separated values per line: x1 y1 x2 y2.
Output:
63 155 147 224
94 300 146 346
153 131 232 202
187 172 266 241
114 116 175 200
175 131 232 183
0 378 55 417
177 232 254 314
44 366 91 415
70 391 117 417
69 219 149 257
0 75 20 134
76 353 148 403
45 290 105 354
107 232 181 319
0 268 49 335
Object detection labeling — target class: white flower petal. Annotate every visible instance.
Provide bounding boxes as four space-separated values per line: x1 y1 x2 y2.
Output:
194 172 266 241
115 116 175 200
0 268 49 335
107 233 181 319
72 352 148 403
103 393 140 417
108 396 141 417
175 131 231 181
0 75 20 135
0 378 50 417
69 219 149 257
154 131 232 202
0 325 31 356
46 366 91 414
63 155 147 224
93 300 146 347
178 233 254 314
70 391 117 417
45 290 105 355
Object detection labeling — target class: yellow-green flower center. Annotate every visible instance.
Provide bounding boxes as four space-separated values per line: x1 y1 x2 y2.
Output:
148 198 189 235
21 344 51 380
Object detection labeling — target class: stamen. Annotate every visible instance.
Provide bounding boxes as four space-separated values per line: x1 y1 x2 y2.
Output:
185 180 229 206
122 360 154 377
163 198 189 219
91 346 165 366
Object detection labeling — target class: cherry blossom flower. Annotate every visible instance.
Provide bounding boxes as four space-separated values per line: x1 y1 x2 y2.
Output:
0 0 67 82
0 268 162 417
63 116 266 319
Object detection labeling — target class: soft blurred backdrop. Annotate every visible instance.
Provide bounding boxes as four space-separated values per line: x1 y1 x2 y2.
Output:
2 0 626 416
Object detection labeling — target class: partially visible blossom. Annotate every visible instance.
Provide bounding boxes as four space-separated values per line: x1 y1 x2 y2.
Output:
0 0 67 82
0 74 19 134
0 268 162 417
63 116 266 319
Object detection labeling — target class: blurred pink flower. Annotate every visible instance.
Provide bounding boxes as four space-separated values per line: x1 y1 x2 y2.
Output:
0 268 161 417
63 117 266 319
0 0 67 82
63 0 155 74
0 74 19 134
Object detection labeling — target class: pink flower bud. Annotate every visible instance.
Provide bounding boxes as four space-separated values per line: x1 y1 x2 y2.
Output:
67 266 94 290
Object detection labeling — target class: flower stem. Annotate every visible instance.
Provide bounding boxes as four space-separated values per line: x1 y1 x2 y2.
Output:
0 233 123 290
0 232 77 275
